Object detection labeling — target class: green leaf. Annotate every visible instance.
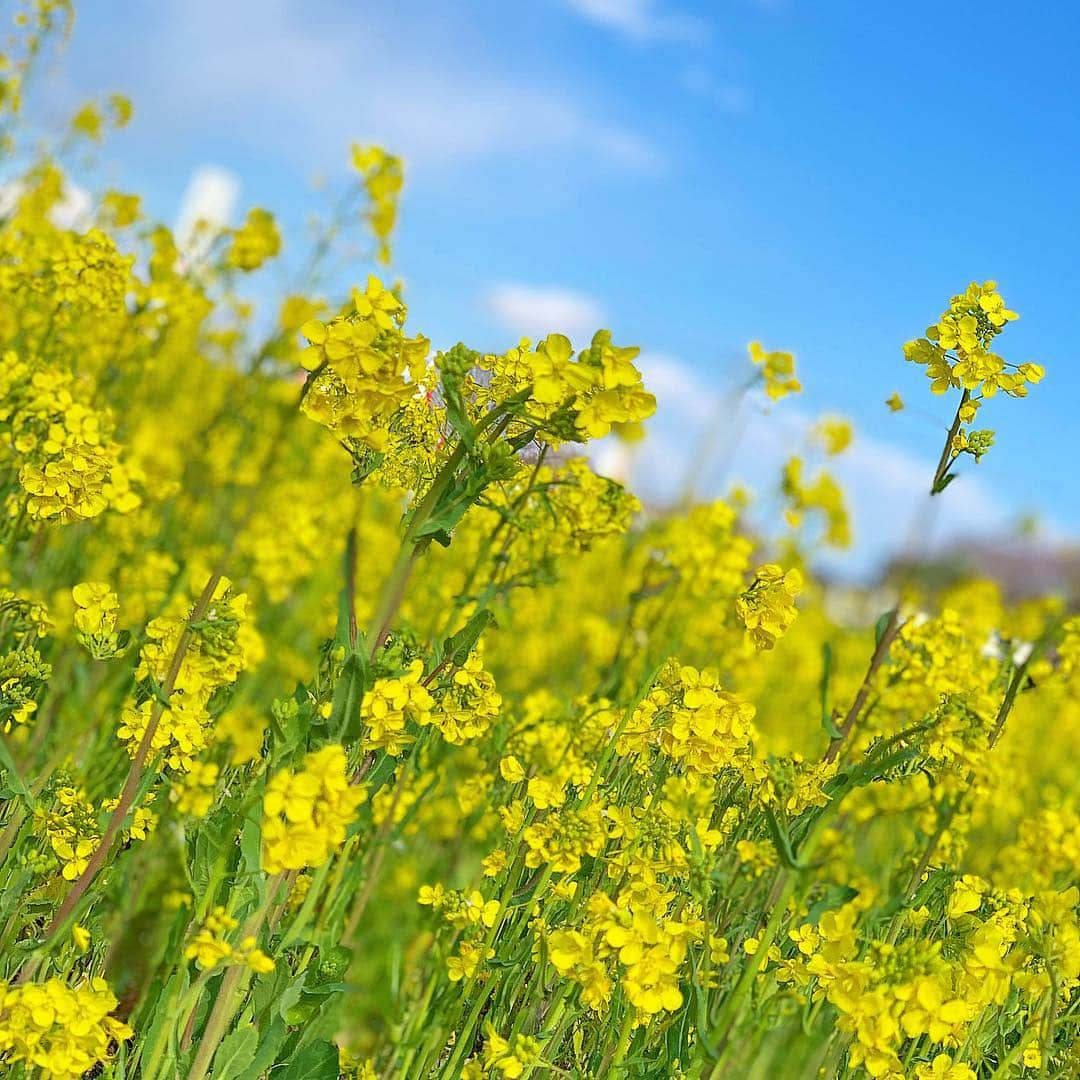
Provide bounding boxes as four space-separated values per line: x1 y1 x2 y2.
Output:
144 673 172 708
828 745 920 800
441 377 475 451
805 885 859 924
414 501 471 544
238 778 266 898
300 980 354 996
819 642 842 739
248 1016 289 1077
278 1039 339 1079
189 809 234 901
132 968 188 1080
931 471 957 495
0 732 32 807
349 448 384 486
689 951 720 1061
333 652 369 744
211 1023 258 1080
270 695 310 762
424 527 453 548
763 805 809 870
441 609 496 670
276 976 307 1022
874 609 898 647
362 750 398 801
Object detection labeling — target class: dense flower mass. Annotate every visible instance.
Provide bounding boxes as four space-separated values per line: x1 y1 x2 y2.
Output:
0 8 1074 1080
261 744 365 873
0 978 133 1079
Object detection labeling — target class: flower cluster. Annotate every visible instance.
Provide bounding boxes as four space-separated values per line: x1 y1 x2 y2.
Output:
428 650 502 744
37 785 101 880
522 802 606 874
361 660 435 755
750 340 801 399
624 661 757 774
261 744 365 873
548 886 704 1019
904 283 1044 479
735 563 803 650
226 208 281 271
484 330 656 443
478 1026 542 1077
781 456 851 547
71 580 125 659
299 276 430 451
184 906 275 973
0 978 133 1080
351 144 403 265
0 354 135 523
119 579 257 771
0 645 51 728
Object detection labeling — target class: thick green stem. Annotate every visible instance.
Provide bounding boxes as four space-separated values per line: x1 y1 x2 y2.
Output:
930 388 971 494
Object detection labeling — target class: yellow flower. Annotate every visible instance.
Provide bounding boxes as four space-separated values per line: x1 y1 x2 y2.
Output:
815 416 853 455
226 208 281 271
735 563 802 651
350 145 403 264
914 1055 976 1080
750 340 801 399
499 755 526 783
261 745 365 874
526 775 566 810
947 875 986 918
0 978 132 1080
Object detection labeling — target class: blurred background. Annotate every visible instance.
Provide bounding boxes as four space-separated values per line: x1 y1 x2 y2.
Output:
28 0 1080 583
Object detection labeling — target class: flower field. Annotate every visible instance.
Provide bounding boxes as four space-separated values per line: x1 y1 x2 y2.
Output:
1 5 1078 1079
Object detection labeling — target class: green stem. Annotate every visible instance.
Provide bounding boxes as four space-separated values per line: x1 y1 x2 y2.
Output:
186 876 283 1080
30 570 223 956
989 1022 1040 1079
600 1008 635 1074
707 867 798 1072
364 402 516 658
930 389 971 494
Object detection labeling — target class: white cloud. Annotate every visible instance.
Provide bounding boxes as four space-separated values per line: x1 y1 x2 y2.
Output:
560 0 709 42
0 177 92 230
174 165 240 259
356 76 661 173
482 283 606 344
118 0 660 174
636 353 717 423
51 181 93 231
594 354 1020 578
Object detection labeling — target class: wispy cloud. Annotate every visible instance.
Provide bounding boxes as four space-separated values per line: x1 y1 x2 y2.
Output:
174 165 240 258
596 354 1020 577
559 0 709 43
680 66 752 114
0 176 92 230
482 283 607 344
115 0 661 174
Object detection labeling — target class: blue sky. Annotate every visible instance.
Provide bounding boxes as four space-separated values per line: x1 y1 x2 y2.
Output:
30 0 1080 573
